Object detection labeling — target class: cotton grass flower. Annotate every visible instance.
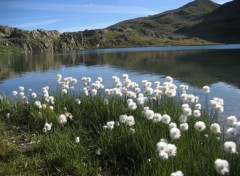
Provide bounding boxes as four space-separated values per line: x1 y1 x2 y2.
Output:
61 88 68 94
214 159 229 175
156 140 177 160
31 92 37 99
103 121 115 130
194 121 206 132
95 148 101 156
156 141 168 153
35 100 42 109
137 96 145 105
42 104 47 109
180 123 189 131
180 84 188 92
57 114 67 124
227 116 237 126
167 89 176 97
49 106 54 111
12 91 18 96
56 74 62 81
125 115 135 126
19 91 24 97
226 127 237 137
203 86 210 94
65 112 73 120
170 127 181 140
119 114 128 123
187 94 195 103
210 123 221 134
84 89 89 96
166 144 177 156
104 99 109 105
193 110 201 117
181 104 189 111
169 122 177 129
183 107 192 116
152 113 162 122
128 102 137 110
179 114 187 123
19 86 24 92
224 141 237 154
215 104 224 113
130 128 136 134
43 122 52 133
162 114 171 124
91 89 97 96
195 103 201 110
170 170 184 176
75 137 80 143
159 151 169 160
180 93 188 102
144 109 154 120
119 114 135 126
165 76 173 83
74 98 80 105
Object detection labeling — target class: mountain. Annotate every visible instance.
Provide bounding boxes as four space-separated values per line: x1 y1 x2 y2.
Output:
177 0 240 43
0 0 239 53
108 0 219 36
104 0 219 47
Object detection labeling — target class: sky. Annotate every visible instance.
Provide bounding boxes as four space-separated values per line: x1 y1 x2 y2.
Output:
0 0 232 33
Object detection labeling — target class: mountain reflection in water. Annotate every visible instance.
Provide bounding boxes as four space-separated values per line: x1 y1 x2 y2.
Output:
0 46 240 119
1 48 240 88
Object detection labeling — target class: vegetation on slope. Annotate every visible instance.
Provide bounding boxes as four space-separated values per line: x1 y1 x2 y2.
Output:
178 0 240 43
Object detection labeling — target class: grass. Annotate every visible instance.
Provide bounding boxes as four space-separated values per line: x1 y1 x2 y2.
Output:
0 75 239 175
0 44 22 53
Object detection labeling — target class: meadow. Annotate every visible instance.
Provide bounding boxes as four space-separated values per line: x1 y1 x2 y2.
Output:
0 74 239 175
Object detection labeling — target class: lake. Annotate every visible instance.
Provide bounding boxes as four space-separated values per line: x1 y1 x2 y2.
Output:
1 44 240 121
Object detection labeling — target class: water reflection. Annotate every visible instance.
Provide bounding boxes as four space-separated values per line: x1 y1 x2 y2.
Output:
1 47 240 119
1 48 240 88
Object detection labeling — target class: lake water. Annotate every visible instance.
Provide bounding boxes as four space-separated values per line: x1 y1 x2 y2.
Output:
1 44 240 121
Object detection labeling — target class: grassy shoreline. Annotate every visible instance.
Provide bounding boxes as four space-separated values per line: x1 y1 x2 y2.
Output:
0 74 239 175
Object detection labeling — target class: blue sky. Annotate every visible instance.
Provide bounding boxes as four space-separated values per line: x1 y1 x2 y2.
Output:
0 0 232 32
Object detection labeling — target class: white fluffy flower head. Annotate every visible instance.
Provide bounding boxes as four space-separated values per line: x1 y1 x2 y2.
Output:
194 121 206 132
170 127 181 140
210 123 221 134
203 86 210 94
214 159 229 175
227 116 237 126
224 141 237 154
162 114 171 124
171 170 184 176
57 114 67 124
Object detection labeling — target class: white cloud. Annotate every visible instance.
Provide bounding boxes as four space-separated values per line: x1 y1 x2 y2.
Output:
2 15 65 22
0 1 157 15
15 19 59 28
59 23 113 32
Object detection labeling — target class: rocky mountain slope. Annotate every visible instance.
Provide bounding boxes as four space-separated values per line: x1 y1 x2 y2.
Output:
0 0 239 53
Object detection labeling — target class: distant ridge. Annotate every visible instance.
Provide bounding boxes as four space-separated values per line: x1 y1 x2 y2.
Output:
108 0 219 36
178 0 240 43
1 0 240 53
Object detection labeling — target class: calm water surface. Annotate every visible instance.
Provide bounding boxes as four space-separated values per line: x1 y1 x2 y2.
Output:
1 44 240 121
